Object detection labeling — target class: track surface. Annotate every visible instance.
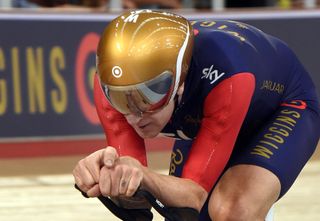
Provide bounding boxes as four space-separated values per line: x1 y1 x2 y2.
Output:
0 151 319 221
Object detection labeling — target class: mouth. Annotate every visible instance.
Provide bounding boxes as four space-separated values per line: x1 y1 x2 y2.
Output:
138 123 149 129
137 119 150 129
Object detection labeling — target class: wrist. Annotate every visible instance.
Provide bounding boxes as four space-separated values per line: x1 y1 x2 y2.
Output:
140 166 153 190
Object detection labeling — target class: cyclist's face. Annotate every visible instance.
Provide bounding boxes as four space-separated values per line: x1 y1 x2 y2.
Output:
125 99 175 138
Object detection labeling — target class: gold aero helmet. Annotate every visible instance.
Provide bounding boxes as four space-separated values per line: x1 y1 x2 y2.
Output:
97 10 193 116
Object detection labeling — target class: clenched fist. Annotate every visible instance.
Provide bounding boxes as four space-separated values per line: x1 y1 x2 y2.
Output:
73 146 144 198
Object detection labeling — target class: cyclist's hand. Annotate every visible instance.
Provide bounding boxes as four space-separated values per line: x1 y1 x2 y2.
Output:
99 155 144 197
73 146 119 197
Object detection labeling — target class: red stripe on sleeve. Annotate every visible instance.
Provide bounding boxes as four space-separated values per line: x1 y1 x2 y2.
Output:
93 74 147 166
181 73 255 192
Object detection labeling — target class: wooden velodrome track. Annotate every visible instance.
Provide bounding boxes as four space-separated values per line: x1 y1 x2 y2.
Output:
0 144 319 221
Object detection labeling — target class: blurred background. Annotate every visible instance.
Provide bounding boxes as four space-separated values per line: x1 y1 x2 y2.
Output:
1 0 320 11
0 1 319 220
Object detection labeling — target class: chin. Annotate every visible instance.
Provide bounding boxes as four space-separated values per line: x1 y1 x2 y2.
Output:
138 129 160 139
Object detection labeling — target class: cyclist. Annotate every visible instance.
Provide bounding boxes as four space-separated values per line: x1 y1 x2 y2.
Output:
73 10 320 220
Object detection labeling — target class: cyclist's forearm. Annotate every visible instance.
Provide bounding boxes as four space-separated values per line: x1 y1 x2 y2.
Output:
140 166 208 211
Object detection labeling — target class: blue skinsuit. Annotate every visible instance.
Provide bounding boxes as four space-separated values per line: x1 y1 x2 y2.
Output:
160 20 320 220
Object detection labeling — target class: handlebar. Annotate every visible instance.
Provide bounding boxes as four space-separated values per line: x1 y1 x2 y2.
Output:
74 184 198 221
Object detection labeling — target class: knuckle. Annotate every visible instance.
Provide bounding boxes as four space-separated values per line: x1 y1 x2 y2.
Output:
73 173 86 189
100 190 108 197
100 165 107 172
121 165 130 174
110 185 118 197
99 169 107 182
126 187 136 197
79 158 86 164
110 191 118 197
100 186 109 197
77 182 88 192
131 168 142 177
105 146 116 154
78 159 87 169
72 167 78 176
81 181 92 191
119 186 125 195
83 158 91 167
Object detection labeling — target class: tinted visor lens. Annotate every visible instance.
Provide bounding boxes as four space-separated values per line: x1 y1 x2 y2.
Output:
102 71 174 115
